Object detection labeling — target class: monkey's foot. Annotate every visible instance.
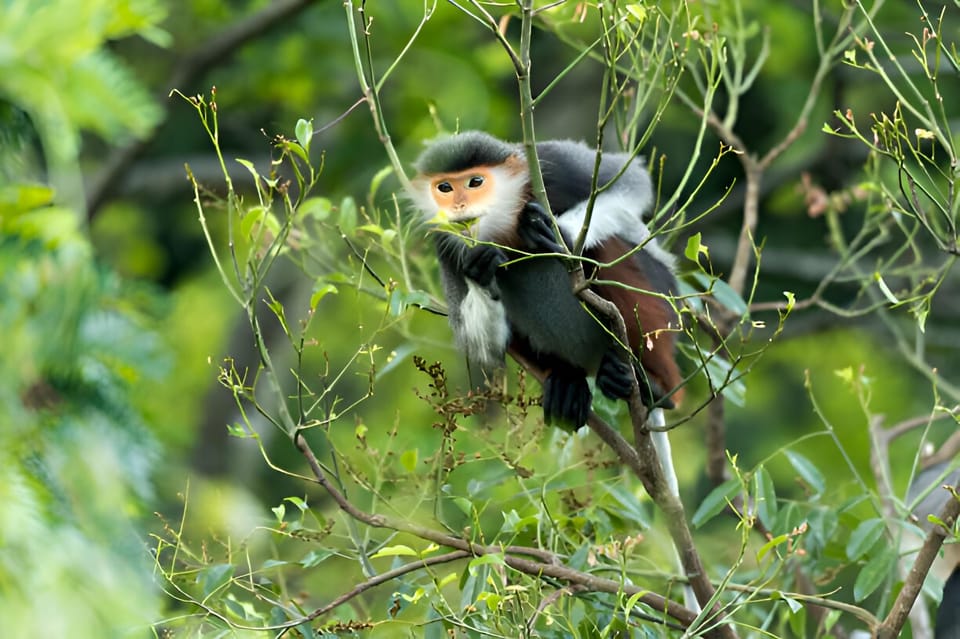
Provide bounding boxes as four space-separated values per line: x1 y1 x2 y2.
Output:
596 351 634 400
542 369 591 429
463 244 507 286
518 201 568 254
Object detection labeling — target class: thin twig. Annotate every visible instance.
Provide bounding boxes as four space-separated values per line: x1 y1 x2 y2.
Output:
87 0 320 217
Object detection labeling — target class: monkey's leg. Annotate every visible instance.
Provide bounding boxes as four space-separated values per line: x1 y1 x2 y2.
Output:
542 367 591 429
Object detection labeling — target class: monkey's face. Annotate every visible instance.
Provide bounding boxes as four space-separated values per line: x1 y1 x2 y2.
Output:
428 167 497 222
411 156 529 241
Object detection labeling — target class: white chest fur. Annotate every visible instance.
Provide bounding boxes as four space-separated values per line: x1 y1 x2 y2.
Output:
459 280 511 369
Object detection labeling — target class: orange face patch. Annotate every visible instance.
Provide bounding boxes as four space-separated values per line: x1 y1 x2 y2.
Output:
429 167 497 217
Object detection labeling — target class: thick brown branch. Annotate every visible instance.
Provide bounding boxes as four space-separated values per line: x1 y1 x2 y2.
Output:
876 481 960 639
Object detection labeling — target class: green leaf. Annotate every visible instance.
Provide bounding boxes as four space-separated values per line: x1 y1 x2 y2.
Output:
240 206 267 239
684 232 709 263
389 289 434 316
757 533 790 562
784 451 826 495
299 197 332 221
711 277 749 317
468 553 505 574
753 466 778 524
284 496 308 512
371 545 418 558
376 343 416 380
226 423 249 438
783 291 796 312
400 449 418 472
0 183 54 213
295 118 313 152
478 591 502 612
786 597 806 637
310 283 338 311
338 196 358 235
874 272 900 304
271 504 285 523
599 484 650 528
453 497 473 517
369 164 394 200
846 518 885 560
681 341 746 406
624 3 647 24
300 550 332 568
198 563 235 599
692 478 741 527
501 510 539 535
854 547 897 601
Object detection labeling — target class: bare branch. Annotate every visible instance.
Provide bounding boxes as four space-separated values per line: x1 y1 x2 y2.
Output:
876 480 960 639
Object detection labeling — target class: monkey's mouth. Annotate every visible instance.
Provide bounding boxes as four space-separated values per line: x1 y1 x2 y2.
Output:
428 212 480 238
430 209 479 225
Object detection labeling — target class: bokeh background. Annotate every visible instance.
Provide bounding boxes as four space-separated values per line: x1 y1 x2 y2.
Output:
2 0 958 636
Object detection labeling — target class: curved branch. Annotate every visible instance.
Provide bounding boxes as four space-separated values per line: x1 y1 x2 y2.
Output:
293 430 701 629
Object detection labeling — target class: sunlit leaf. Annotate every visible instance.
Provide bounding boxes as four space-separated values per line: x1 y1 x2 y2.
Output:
371 545 418 558
295 118 313 152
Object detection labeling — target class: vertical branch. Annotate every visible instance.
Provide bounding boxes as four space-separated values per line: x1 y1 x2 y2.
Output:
344 0 415 195
876 482 960 639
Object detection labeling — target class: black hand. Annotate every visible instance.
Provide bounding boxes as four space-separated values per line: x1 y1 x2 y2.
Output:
596 349 634 400
542 368 591 429
518 201 567 254
463 244 507 286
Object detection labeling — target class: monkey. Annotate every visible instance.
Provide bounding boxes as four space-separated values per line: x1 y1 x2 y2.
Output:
409 130 683 430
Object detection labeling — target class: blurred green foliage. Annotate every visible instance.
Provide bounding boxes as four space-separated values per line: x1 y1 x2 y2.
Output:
2 0 959 636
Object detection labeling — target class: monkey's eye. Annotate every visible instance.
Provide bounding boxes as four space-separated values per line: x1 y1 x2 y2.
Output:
437 181 454 194
467 176 485 188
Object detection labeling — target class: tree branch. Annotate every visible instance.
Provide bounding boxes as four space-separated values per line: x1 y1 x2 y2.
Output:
293 430 702 629
876 480 960 639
